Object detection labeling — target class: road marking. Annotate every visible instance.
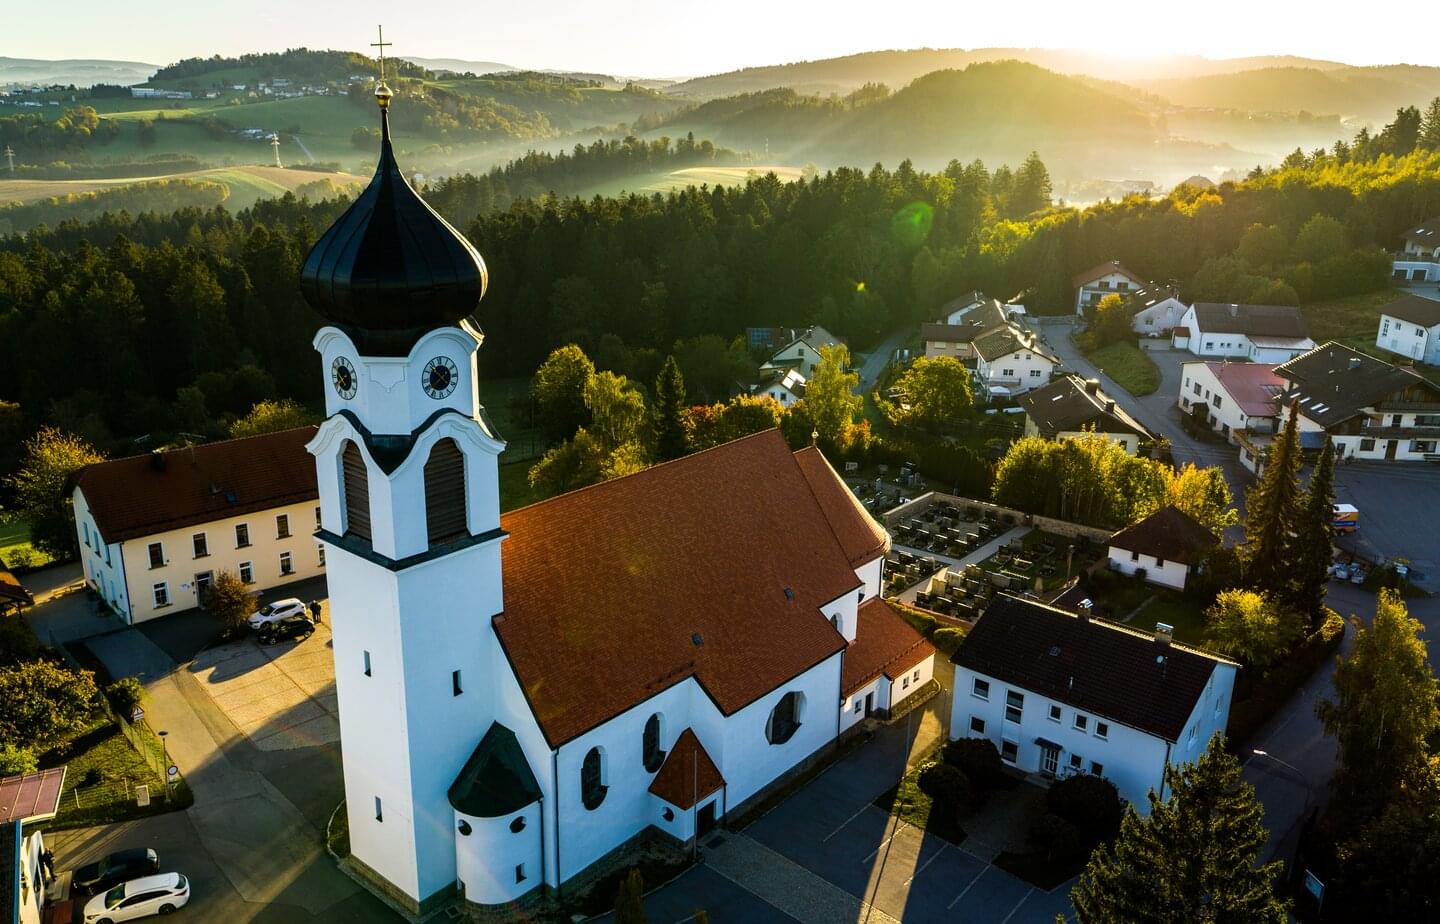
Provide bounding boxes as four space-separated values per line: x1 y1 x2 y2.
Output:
822 802 877 843
946 864 988 909
903 842 946 885
860 820 907 864
999 887 1036 923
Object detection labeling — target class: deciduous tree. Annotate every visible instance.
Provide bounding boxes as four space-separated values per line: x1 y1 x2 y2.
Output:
6 426 104 560
229 398 317 438
891 356 973 432
1087 293 1133 345
1203 589 1300 670
803 345 862 447
0 660 99 750
533 345 595 443
207 570 254 637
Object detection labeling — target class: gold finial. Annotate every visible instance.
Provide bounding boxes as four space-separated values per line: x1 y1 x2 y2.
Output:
371 25 394 109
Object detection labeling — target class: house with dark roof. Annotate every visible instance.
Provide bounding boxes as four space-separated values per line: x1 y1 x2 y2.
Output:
1394 217 1440 283
1106 506 1218 590
69 427 323 623
1072 260 1146 316
1375 294 1440 366
920 300 1009 361
759 325 843 377
1273 341 1440 462
751 366 806 405
1173 303 1315 362
950 595 1237 813
972 326 1060 396
1126 284 1188 336
1020 375 1155 455
294 81 934 916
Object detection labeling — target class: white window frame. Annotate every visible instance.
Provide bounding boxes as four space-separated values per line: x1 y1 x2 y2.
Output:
279 551 294 575
238 561 254 584
276 513 291 539
152 582 170 608
192 532 208 559
235 522 250 548
972 677 990 701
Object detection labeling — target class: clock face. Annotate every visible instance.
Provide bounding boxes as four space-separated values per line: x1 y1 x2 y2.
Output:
331 357 357 400
423 356 459 399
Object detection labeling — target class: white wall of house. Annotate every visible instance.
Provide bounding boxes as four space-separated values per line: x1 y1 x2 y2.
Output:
1169 664 1238 774
976 349 1055 394
891 654 934 708
856 555 884 603
767 340 826 376
1130 297 1188 335
949 666 1174 813
1177 363 1273 441
18 828 45 924
1280 405 1440 461
1376 313 1440 366
1023 416 1141 455
841 676 883 734
1393 258 1440 283
1106 545 1193 590
923 338 976 360
74 489 325 624
1075 272 1142 315
1173 308 1312 362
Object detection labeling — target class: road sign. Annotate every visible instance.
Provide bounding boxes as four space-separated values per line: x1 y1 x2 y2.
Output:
1304 869 1325 905
130 706 144 722
135 784 150 807
167 765 179 778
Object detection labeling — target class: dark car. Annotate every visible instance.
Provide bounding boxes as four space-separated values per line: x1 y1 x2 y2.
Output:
71 848 160 895
257 614 315 645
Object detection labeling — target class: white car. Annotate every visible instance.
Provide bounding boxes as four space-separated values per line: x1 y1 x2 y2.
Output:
83 872 190 922
247 597 307 630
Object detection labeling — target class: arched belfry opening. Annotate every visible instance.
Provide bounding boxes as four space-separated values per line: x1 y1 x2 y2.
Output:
425 438 468 546
342 441 372 541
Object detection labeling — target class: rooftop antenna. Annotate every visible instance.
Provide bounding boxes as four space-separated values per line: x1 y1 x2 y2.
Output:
3 146 13 173
270 134 282 167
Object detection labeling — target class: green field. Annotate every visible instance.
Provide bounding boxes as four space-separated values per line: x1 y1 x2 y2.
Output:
1299 288 1408 342
1085 341 1161 396
0 518 53 570
0 165 366 215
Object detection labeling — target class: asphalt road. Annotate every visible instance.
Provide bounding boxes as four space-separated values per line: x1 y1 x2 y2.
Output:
856 327 913 393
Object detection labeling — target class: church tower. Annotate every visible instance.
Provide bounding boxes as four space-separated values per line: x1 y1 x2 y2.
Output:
300 61 505 914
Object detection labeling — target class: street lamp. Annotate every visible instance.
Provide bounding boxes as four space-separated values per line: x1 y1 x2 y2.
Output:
1252 749 1316 870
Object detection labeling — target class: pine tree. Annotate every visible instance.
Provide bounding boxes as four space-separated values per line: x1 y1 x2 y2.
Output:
1421 97 1440 151
653 355 689 461
613 868 647 924
1243 402 1302 597
1290 436 1335 626
1071 736 1288 924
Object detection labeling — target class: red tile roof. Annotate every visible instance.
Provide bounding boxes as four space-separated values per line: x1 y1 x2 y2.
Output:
496 430 864 746
793 446 888 568
1198 361 1284 418
648 729 725 809
0 767 66 823
1071 260 1145 288
73 427 319 543
841 599 937 696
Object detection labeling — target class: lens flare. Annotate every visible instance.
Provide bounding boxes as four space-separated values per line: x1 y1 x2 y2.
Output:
891 201 934 248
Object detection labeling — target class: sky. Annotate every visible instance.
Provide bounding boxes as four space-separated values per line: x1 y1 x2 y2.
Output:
6 0 1438 76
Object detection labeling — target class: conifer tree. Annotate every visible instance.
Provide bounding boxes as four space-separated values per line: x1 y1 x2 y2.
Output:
1243 402 1302 596
1421 97 1440 150
613 868 647 924
1290 436 1335 626
1070 736 1288 924
653 355 689 461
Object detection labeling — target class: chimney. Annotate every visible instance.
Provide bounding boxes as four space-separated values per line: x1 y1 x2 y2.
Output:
1105 399 1116 414
1085 379 1101 395
1154 622 1174 646
149 450 166 472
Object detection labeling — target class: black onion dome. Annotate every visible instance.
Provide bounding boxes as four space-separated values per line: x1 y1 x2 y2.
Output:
299 106 487 356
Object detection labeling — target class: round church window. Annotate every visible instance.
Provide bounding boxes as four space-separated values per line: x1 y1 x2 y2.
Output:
457 819 472 836
510 816 526 833
662 808 675 822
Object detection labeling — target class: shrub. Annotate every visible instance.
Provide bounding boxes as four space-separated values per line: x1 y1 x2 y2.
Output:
105 677 146 718
943 737 1006 789
918 762 974 812
1046 774 1123 845
1029 811 1081 861
931 627 965 655
0 742 37 775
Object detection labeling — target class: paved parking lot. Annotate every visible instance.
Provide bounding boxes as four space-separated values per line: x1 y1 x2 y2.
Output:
1332 461 1440 590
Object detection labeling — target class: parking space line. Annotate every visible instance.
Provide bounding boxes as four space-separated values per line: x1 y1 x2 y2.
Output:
860 820 907 864
902 842 946 885
946 864 988 909
999 887 1036 923
821 801 876 843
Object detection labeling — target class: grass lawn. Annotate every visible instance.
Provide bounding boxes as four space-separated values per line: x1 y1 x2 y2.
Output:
1087 575 1209 644
1298 288 1406 342
35 717 188 830
0 518 55 570
1084 341 1160 396
873 759 968 846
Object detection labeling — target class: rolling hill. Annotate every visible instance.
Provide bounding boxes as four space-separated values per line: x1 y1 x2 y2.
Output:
1134 65 1440 123
0 56 157 88
405 57 518 76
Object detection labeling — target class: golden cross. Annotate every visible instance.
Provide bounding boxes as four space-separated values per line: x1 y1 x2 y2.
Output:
371 25 392 82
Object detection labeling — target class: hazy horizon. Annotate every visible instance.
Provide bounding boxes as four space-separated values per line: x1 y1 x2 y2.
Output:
6 0 1439 78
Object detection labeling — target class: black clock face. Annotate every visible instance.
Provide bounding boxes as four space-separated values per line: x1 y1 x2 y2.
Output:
331 357 357 399
423 356 459 399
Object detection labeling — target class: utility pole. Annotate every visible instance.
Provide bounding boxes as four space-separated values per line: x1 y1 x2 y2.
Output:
3 146 14 173
270 134 282 168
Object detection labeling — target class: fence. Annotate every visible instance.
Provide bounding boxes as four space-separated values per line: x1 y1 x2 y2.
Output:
883 490 1116 544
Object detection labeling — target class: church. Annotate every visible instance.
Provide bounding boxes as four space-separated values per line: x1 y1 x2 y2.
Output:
301 68 935 915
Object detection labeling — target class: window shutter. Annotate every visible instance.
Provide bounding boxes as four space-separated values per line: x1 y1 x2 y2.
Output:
342 442 372 541
425 439 468 545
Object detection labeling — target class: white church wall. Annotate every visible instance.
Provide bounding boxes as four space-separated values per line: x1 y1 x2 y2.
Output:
314 325 483 437
840 676 882 734
453 804 542 906
820 585 861 644
855 555 884 605
487 640 562 888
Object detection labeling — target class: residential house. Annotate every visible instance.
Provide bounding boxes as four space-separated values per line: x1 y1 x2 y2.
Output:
1072 260 1146 316
745 327 799 354
752 367 807 406
1375 294 1440 366
920 301 1008 361
761 325 843 377
1020 375 1154 455
1106 506 1218 591
1127 284 1188 336
950 595 1237 813
69 427 325 624
972 326 1059 397
1 768 66 924
1273 342 1440 462
1172 303 1315 362
934 291 991 325
1178 361 1284 442
1393 217 1440 283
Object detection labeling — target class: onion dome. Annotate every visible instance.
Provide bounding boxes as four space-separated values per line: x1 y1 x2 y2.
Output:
299 81 487 356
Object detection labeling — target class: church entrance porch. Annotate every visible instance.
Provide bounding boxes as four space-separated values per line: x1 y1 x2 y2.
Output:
696 800 717 837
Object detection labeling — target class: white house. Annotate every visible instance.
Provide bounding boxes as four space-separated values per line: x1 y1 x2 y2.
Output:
1375 294 1440 366
972 326 1059 397
950 595 1237 813
1127 285 1188 336
1072 260 1146 316
1 767 66 924
299 90 934 917
761 325 843 376
1273 342 1440 462
1106 506 1218 591
70 427 325 624
919 301 1008 361
752 367 807 405
1178 361 1284 441
1020 375 1154 455
1173 303 1315 362
1393 217 1440 283
934 291 991 325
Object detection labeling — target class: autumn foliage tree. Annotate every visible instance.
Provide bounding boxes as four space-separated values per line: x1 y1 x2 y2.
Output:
6 426 104 559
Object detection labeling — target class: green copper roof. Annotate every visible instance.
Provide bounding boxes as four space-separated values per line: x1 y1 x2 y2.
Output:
448 723 542 818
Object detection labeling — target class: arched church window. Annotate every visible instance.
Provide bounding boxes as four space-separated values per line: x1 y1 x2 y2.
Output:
341 442 371 542
642 714 665 773
456 819 472 836
766 691 804 745
509 816 526 833
581 747 607 810
424 438 468 546
830 614 841 633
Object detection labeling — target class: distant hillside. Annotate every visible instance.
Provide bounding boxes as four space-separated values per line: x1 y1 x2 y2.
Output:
406 57 517 76
1135 65 1440 123
0 56 157 88
666 48 1352 99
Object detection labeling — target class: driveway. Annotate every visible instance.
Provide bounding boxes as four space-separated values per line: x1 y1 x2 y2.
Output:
856 326 913 393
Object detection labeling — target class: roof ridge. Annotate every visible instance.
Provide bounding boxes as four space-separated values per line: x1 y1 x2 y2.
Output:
85 424 318 469
992 593 1237 666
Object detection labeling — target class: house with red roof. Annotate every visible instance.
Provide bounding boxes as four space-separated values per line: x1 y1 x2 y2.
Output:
1178 360 1285 442
294 86 935 917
